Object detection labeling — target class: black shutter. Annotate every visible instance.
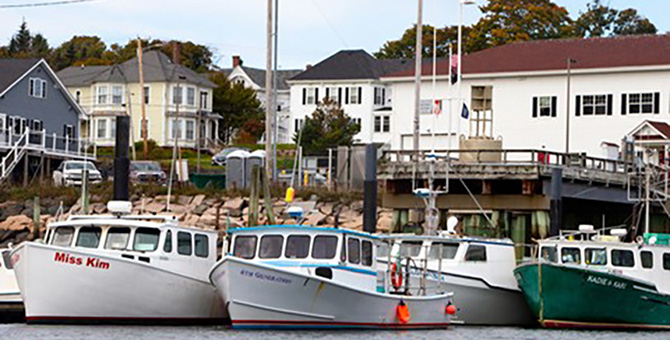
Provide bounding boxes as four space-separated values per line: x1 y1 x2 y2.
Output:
373 88 378 104
575 95 581 116
607 94 613 116
325 88 330 100
315 88 319 104
532 97 538 118
382 88 386 105
358 87 362 104
551 96 557 117
621 94 627 115
338 88 342 104
345 88 349 104
654 92 660 114
302 88 306 105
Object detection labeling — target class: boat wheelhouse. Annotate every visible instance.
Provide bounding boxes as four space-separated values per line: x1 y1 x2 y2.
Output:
378 234 535 326
209 225 454 329
515 227 670 329
11 202 226 324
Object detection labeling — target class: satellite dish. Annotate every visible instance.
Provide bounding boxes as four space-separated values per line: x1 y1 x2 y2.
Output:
447 216 459 234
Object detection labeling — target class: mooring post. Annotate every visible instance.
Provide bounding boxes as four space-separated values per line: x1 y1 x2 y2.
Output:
81 168 89 214
32 197 41 240
549 168 563 236
363 144 378 233
113 116 130 201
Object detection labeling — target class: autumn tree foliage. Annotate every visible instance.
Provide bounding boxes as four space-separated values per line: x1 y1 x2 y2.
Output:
574 0 657 38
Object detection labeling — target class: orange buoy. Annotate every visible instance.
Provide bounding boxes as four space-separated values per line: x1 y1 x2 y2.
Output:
396 300 411 323
446 303 457 315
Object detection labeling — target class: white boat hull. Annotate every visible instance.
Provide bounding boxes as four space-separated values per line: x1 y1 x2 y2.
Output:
210 257 453 329
12 242 225 324
0 249 23 322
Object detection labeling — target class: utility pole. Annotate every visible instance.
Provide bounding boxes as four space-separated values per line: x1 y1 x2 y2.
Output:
173 43 183 181
413 0 423 160
265 0 274 180
272 0 279 181
137 38 148 160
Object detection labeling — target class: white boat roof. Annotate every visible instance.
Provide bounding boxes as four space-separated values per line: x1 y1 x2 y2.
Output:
48 215 218 235
228 225 380 240
378 233 514 246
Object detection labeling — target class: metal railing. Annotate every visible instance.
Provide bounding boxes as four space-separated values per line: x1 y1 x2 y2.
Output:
0 129 29 180
0 127 95 159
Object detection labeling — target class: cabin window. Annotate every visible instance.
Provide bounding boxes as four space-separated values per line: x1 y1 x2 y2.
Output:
641 251 653 269
163 230 173 253
312 235 338 259
74 227 102 249
585 248 607 265
612 249 634 268
1 250 12 270
194 234 209 258
377 242 390 259
541 247 557 263
134 228 160 252
399 241 422 258
285 235 309 259
52 227 75 247
465 245 487 262
177 232 193 256
347 238 361 264
361 240 373 267
105 227 130 250
663 253 670 270
429 242 459 260
561 247 581 264
259 235 283 259
233 235 257 259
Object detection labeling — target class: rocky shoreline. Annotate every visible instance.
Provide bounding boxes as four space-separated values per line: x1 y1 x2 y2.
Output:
0 195 393 248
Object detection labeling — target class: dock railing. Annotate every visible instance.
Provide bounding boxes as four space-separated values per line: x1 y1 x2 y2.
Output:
0 127 95 160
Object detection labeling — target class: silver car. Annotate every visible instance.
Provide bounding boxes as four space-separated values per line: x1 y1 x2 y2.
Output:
53 161 102 187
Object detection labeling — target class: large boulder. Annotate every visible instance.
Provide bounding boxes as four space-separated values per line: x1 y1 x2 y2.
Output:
376 211 394 233
190 194 206 207
144 202 166 214
0 215 34 231
303 211 326 226
223 197 245 217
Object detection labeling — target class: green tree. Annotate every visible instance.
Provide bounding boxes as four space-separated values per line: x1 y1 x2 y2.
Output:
376 25 470 59
210 71 264 144
49 36 109 69
468 0 573 51
8 21 32 56
613 8 657 36
296 98 360 155
573 0 617 38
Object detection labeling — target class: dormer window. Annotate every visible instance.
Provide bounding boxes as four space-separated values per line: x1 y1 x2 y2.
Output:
29 78 47 98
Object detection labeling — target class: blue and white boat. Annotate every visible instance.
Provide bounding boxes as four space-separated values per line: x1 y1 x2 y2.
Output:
209 225 454 329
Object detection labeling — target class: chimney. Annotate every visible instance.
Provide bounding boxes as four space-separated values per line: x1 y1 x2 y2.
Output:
306 64 313 70
232 55 242 67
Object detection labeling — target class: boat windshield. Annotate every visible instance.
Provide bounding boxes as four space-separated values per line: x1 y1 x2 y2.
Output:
105 227 131 250
585 248 607 265
234 235 257 259
52 227 75 247
259 235 283 259
428 242 459 260
313 235 338 259
76 226 102 249
561 247 581 264
398 241 423 258
540 246 557 263
285 235 310 259
133 228 160 252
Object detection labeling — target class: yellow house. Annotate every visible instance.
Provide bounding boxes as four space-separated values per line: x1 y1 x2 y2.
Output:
57 51 220 151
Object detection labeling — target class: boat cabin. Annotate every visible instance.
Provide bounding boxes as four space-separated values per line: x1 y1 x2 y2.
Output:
44 215 219 279
227 225 379 291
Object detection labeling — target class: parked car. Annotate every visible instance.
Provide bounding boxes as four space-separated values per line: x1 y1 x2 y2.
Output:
130 161 167 185
211 147 250 166
53 161 102 187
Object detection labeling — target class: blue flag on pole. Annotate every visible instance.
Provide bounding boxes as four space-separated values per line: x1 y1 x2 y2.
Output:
461 103 469 119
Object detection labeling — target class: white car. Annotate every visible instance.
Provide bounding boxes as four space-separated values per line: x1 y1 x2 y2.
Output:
53 161 102 187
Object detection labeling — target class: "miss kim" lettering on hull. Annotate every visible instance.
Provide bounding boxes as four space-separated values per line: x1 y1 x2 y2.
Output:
54 252 110 270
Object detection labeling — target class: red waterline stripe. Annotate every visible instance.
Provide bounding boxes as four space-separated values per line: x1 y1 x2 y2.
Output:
233 319 450 328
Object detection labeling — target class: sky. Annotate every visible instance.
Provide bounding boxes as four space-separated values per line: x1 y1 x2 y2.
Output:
0 0 667 71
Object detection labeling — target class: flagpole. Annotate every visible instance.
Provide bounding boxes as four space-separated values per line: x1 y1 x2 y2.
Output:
431 26 437 154
448 44 453 152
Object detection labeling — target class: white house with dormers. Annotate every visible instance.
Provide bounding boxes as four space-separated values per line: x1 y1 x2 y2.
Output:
223 56 302 144
381 34 670 158
58 51 220 150
287 50 411 145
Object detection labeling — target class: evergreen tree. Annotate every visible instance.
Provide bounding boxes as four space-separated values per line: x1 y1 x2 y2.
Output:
8 21 32 56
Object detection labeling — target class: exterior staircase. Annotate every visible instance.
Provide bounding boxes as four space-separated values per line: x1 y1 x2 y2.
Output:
0 130 29 182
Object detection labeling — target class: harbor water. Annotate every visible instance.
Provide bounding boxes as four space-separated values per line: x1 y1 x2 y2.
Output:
1 325 669 340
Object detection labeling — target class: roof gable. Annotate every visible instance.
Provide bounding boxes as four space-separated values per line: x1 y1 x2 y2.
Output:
291 50 411 82
223 66 302 90
0 58 40 94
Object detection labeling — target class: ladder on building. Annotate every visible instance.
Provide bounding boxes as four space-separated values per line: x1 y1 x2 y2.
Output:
0 130 29 182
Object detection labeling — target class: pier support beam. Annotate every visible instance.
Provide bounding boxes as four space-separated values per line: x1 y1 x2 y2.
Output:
549 168 563 236
363 144 377 233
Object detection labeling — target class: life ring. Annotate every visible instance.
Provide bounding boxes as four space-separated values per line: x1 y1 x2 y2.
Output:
391 262 403 290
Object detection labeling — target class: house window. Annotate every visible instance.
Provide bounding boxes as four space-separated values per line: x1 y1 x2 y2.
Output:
31 119 43 131
185 120 195 140
97 119 107 139
64 125 74 139
29 78 47 98
200 91 208 109
139 118 149 139
374 87 386 105
305 88 316 105
96 86 108 105
626 92 659 114
112 85 123 105
349 86 361 104
374 116 381 132
374 116 390 133
326 87 339 104
172 86 183 105
143 86 150 105
169 119 181 139
111 117 116 138
532 96 557 118
0 114 5 132
582 94 608 115
294 118 303 132
186 87 195 106
351 118 362 127
75 90 81 104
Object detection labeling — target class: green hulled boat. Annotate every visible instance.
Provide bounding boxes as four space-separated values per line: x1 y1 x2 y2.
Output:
514 229 670 330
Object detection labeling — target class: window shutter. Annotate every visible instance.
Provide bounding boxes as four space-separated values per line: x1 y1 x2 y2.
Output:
315 88 319 104
345 88 350 104
621 94 627 115
302 88 306 105
607 94 613 116
358 87 362 104
551 96 557 117
575 95 581 116
532 97 538 118
338 88 342 104
373 88 378 104
654 92 660 114
382 88 386 105
325 88 330 100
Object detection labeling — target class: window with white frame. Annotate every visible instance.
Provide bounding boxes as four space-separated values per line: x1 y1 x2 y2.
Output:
172 86 183 105
351 117 362 127
185 120 195 140
112 85 123 105
97 119 107 139
626 92 658 114
96 85 108 105
31 119 43 131
64 125 74 139
327 87 339 104
582 94 608 115
294 118 303 132
29 78 47 98
0 114 5 132
143 86 150 105
532 96 557 118
200 91 208 109
305 88 316 105
139 117 149 139
374 116 390 133
111 117 116 138
374 87 386 105
349 86 361 104
186 87 196 106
